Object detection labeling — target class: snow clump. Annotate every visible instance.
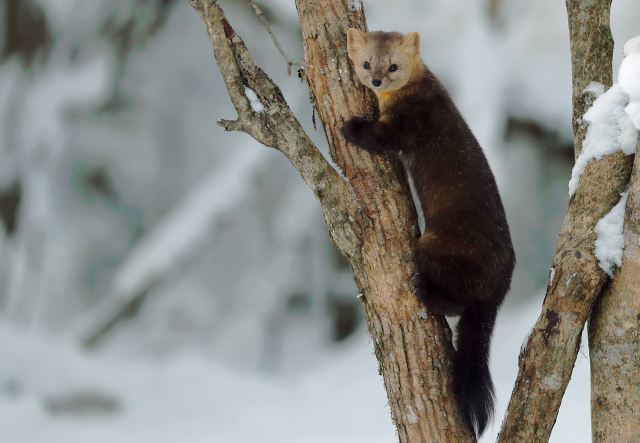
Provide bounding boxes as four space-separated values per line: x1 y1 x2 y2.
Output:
568 83 637 196
244 86 266 113
594 192 628 278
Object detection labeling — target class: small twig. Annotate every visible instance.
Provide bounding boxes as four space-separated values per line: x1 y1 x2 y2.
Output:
243 0 310 76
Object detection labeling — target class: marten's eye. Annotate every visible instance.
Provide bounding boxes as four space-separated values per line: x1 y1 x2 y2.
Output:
363 62 370 70
389 64 398 72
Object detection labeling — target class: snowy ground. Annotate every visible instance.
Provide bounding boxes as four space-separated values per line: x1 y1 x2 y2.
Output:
0 294 590 442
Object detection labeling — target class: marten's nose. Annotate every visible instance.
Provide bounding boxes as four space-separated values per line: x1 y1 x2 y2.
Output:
372 79 382 87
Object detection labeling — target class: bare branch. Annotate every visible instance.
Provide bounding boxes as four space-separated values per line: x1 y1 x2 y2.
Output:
192 0 252 122
567 0 615 158
187 0 362 260
243 0 310 76
83 285 153 347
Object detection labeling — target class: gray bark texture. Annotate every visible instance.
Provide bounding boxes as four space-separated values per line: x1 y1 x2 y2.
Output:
497 0 634 442
187 0 474 441
589 138 640 443
566 0 615 158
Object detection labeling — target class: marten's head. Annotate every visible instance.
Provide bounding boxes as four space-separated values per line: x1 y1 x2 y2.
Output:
346 29 421 92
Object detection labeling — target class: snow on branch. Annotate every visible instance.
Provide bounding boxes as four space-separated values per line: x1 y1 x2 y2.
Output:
594 191 629 277
570 36 640 197
114 150 269 298
568 82 638 196
620 36 640 130
243 86 266 113
622 36 640 58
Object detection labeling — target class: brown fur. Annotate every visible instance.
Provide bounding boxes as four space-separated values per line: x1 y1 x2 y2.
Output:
341 29 515 439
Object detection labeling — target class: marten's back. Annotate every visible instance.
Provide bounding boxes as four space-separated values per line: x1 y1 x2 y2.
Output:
380 65 513 271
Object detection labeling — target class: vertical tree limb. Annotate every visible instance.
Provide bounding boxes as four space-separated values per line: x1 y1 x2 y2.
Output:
588 138 640 443
566 0 615 158
497 1 634 441
295 2 474 441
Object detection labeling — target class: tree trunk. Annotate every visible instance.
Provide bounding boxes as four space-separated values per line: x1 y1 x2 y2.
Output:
188 0 473 441
497 1 634 442
589 138 640 443
295 3 473 440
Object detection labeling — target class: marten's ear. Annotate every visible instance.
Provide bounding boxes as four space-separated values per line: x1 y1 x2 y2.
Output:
401 31 421 58
347 28 366 59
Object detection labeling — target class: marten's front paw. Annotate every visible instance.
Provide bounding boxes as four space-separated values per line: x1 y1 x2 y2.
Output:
340 117 368 144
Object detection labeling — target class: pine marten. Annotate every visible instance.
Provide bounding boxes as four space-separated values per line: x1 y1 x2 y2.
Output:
340 29 515 438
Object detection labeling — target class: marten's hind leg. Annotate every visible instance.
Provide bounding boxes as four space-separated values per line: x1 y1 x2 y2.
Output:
414 228 495 316
414 272 469 316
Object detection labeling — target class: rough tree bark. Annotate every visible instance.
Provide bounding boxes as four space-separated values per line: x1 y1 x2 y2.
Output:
566 0 615 158
589 136 640 442
497 0 634 442
294 3 475 439
187 1 473 441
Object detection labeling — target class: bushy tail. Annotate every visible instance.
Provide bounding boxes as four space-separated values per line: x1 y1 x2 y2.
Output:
453 306 497 439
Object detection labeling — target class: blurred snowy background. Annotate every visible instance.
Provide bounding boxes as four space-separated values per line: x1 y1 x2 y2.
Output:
0 0 638 441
